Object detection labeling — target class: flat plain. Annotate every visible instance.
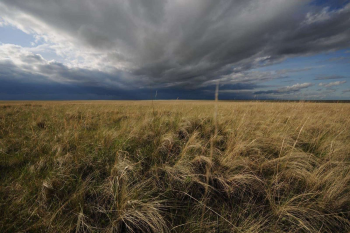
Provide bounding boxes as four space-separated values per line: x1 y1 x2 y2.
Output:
1 101 350 232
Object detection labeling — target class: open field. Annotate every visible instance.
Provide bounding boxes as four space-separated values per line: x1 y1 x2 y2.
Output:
1 101 350 232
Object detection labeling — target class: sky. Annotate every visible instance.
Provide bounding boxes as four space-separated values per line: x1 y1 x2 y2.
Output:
0 0 350 100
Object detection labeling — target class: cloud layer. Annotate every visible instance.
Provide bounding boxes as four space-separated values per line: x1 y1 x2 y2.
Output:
1 0 350 99
255 83 314 95
319 80 347 87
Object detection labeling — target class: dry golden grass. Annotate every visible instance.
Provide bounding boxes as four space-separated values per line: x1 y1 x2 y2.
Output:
0 100 350 232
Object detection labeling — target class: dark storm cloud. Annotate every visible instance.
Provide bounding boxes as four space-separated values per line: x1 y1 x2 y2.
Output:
0 61 152 100
1 0 350 89
0 0 350 101
0 64 219 100
0 47 259 100
0 52 217 100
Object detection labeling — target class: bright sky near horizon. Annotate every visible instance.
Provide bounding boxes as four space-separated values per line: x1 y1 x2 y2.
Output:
0 0 350 100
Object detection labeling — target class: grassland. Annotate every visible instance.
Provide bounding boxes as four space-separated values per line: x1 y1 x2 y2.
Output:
0 100 350 232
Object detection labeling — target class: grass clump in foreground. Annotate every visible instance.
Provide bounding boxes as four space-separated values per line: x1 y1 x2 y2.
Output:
0 100 350 232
